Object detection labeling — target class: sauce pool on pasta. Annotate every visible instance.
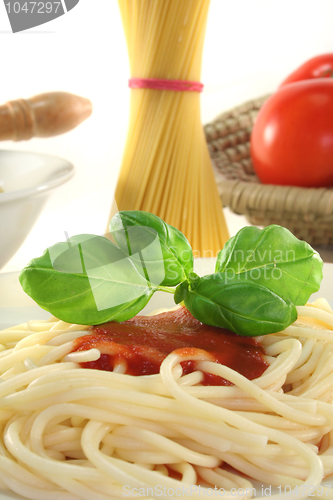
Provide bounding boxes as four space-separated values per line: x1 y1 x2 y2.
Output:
73 307 268 385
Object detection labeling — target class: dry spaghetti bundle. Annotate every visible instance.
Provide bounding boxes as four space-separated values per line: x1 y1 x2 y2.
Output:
110 0 229 256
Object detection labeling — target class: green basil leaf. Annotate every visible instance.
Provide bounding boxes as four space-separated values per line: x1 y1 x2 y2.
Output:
109 211 193 287
215 225 323 305
188 272 201 291
184 274 297 336
175 281 190 304
19 234 155 325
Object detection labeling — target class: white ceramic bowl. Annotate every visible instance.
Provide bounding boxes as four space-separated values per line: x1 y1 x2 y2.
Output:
0 150 74 269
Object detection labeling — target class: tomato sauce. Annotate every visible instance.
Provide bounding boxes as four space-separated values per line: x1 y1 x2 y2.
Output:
72 307 268 386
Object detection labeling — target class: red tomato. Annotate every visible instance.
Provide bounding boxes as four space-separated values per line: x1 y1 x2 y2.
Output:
250 79 333 187
280 53 333 87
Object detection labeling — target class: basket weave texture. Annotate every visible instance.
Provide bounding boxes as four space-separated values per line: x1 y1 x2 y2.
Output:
205 96 333 246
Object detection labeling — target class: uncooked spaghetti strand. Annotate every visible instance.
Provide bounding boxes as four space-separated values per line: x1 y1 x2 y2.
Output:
118 92 177 208
128 1 140 70
145 100 190 215
182 129 203 253
131 94 179 209
167 125 198 228
198 153 213 254
206 151 229 250
173 97 204 230
180 137 200 248
178 1 211 80
140 3 168 77
199 140 216 251
151 2 195 78
148 122 185 216
141 94 185 200
199 138 227 252
159 96 198 223
165 1 207 80
112 0 230 253
150 102 186 218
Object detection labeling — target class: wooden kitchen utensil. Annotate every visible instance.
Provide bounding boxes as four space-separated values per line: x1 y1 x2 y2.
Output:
0 91 92 141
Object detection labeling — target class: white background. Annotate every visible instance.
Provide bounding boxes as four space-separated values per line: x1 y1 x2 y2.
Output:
1 0 333 273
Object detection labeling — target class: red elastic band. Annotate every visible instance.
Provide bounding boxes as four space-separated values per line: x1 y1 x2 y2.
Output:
128 78 204 92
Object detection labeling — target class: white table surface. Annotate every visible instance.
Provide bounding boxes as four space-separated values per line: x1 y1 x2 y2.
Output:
0 0 333 274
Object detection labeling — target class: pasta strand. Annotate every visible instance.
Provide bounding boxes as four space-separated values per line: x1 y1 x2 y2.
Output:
108 0 229 256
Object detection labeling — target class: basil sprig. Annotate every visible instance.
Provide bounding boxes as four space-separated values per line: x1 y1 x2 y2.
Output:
19 211 323 336
215 225 323 305
109 211 193 287
175 274 297 337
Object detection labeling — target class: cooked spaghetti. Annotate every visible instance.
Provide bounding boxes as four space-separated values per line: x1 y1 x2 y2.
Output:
0 301 333 499
109 0 229 256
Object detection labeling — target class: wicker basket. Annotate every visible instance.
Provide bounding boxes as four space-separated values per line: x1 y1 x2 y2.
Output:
205 96 333 247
